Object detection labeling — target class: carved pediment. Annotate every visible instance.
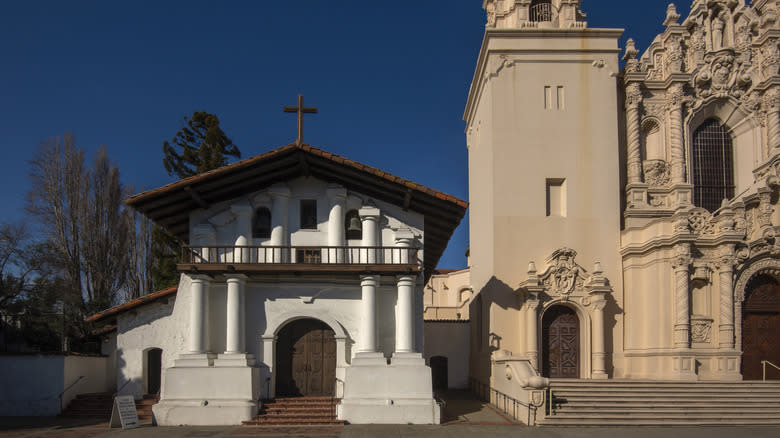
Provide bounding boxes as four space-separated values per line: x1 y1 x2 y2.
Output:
538 248 586 298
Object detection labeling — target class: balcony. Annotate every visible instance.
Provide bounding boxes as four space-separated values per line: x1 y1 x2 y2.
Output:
178 245 421 276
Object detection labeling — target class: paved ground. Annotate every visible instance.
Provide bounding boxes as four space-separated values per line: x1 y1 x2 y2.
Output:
2 418 780 438
2 392 779 438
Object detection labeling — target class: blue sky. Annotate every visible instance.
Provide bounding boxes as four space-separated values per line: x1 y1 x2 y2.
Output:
0 1 687 269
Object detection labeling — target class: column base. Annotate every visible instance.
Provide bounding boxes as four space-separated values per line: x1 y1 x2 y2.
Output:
716 353 742 381
174 353 217 367
215 353 256 367
154 364 259 425
391 351 425 366
352 351 387 366
339 357 439 424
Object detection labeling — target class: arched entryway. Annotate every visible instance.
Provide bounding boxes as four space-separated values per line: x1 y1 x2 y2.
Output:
430 356 448 390
145 348 162 395
742 275 780 380
542 306 580 378
275 318 337 396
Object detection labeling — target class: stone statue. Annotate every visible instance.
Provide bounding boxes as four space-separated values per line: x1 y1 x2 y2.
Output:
712 12 726 50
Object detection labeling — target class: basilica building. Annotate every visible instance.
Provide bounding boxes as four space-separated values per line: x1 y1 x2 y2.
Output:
469 0 780 424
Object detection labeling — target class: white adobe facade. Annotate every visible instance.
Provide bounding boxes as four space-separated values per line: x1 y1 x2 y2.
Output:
90 144 466 425
469 0 780 409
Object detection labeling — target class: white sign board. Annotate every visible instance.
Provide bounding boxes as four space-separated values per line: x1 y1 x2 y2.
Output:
109 395 140 429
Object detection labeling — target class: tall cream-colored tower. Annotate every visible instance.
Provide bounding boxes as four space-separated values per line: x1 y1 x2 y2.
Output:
464 0 624 384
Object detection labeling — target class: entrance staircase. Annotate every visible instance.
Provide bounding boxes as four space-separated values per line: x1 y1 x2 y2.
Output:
243 397 344 425
61 393 159 422
538 380 780 426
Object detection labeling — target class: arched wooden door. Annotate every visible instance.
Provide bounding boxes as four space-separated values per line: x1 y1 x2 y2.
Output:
542 306 580 378
742 275 780 380
275 319 337 396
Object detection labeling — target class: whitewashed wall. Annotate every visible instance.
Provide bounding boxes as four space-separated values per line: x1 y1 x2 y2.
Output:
0 354 110 416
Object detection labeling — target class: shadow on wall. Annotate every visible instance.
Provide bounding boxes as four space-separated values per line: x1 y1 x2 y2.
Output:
469 276 521 385
114 348 141 398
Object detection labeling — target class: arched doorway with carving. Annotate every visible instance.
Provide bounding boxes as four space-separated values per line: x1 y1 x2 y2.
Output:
275 318 337 396
542 305 580 378
741 274 780 380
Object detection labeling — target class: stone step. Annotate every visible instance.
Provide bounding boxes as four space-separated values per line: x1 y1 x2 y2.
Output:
539 417 780 426
552 400 780 408
551 407 780 415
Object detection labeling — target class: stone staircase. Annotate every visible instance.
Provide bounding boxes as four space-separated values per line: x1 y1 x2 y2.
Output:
537 380 780 426
61 393 159 423
243 397 344 425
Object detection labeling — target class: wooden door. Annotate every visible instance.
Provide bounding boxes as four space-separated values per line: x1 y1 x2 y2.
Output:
742 277 780 380
542 306 580 378
276 319 336 396
146 348 162 395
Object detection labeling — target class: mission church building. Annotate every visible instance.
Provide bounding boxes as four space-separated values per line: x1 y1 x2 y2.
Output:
89 112 466 425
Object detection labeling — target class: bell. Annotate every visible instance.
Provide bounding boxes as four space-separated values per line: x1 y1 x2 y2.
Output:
347 216 362 232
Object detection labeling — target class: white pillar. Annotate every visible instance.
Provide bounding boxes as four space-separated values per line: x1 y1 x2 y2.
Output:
394 228 415 265
591 298 608 379
269 184 290 263
359 206 380 264
626 83 643 184
326 185 347 263
718 248 736 349
232 202 253 263
395 275 415 353
673 244 692 349
188 275 210 354
358 275 378 353
668 84 686 184
526 299 539 369
225 274 247 354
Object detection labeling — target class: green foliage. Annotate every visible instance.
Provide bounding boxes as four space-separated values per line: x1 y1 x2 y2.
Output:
151 224 180 290
162 111 241 179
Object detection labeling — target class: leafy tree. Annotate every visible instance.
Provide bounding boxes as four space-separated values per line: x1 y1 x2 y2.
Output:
162 111 241 179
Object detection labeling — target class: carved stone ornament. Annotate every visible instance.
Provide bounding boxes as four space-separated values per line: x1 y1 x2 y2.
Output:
643 160 671 187
691 317 713 343
693 53 753 102
539 248 587 299
734 259 780 303
688 208 716 236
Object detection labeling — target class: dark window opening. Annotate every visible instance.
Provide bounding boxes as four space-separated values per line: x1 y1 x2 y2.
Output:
530 0 552 23
691 119 734 212
253 207 271 239
345 210 362 240
300 200 317 230
296 249 321 264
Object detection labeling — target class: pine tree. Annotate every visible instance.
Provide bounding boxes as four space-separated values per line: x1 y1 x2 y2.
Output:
162 111 241 179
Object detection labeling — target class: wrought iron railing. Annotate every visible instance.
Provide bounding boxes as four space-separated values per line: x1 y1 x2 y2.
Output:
181 245 419 266
470 377 540 425
763 360 780 381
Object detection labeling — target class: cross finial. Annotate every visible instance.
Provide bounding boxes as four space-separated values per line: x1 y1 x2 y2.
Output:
283 94 318 145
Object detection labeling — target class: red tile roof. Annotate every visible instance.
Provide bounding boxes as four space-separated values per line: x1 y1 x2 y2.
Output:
86 286 178 323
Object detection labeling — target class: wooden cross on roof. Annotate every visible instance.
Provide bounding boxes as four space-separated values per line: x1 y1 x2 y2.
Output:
284 94 318 145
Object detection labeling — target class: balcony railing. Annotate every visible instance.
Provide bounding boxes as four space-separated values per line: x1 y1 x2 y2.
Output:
180 245 419 267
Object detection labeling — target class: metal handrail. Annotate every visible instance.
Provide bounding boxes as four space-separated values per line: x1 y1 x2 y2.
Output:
762 360 780 380
181 244 419 266
470 377 542 425
57 375 85 411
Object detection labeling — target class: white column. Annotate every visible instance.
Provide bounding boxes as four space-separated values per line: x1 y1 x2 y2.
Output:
718 248 736 349
625 83 643 184
232 202 253 263
326 185 347 263
225 274 247 354
394 228 415 265
667 84 686 184
591 298 608 379
269 184 290 263
673 244 692 349
358 275 378 353
188 275 210 354
526 299 539 369
395 275 415 353
359 206 380 264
